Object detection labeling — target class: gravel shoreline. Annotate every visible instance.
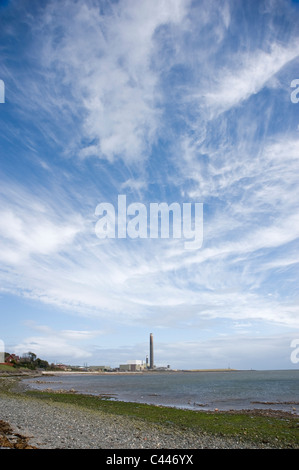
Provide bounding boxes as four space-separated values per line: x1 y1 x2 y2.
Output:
0 376 297 449
0 394 277 449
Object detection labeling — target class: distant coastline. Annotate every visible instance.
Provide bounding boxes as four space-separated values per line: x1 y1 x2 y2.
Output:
40 368 239 376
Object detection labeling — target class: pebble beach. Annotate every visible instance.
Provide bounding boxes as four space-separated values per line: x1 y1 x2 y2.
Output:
0 375 298 449
0 393 256 449
0 393 283 449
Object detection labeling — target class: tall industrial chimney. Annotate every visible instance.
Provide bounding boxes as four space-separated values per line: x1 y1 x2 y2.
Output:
150 333 154 369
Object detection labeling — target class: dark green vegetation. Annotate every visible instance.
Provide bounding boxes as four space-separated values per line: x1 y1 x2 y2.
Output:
25 389 299 448
2 352 50 370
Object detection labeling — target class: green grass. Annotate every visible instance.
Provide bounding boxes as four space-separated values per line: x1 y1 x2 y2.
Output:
23 389 299 448
0 365 15 371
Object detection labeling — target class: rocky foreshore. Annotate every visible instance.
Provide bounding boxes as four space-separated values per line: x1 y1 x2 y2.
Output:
0 376 298 449
0 393 281 450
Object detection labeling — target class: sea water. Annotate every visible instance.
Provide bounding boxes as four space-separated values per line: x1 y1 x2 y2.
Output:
25 369 299 414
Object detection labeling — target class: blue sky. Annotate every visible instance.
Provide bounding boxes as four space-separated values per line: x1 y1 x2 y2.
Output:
0 0 298 370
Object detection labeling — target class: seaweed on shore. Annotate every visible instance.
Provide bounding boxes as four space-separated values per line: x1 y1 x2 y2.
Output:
24 389 299 448
1 376 298 448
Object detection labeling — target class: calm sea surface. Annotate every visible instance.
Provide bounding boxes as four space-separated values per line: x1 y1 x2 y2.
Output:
25 370 299 414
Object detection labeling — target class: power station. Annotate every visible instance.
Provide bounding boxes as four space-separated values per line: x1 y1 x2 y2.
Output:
149 333 154 369
117 333 164 371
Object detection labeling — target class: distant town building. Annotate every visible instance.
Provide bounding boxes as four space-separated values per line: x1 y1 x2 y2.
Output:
88 365 111 372
55 363 69 370
2 354 20 365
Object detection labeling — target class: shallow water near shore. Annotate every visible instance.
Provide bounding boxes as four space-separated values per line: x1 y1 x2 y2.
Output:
24 369 299 415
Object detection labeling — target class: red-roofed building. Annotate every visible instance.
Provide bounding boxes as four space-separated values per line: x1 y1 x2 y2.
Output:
3 353 20 365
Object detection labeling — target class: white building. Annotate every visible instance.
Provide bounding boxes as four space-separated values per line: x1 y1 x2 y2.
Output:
119 360 145 372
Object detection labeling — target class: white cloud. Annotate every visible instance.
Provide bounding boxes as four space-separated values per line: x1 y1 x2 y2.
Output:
157 333 298 369
1 0 299 369
28 0 189 164
121 178 148 193
0 183 85 265
15 336 91 360
200 43 299 116
14 323 104 361
0 175 297 330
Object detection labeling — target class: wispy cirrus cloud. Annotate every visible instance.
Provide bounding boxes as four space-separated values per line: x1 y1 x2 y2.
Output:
0 179 85 265
19 0 190 164
201 43 299 116
0 0 298 368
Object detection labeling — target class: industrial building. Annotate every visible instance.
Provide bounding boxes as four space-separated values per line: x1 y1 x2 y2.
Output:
119 333 155 371
119 360 145 372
